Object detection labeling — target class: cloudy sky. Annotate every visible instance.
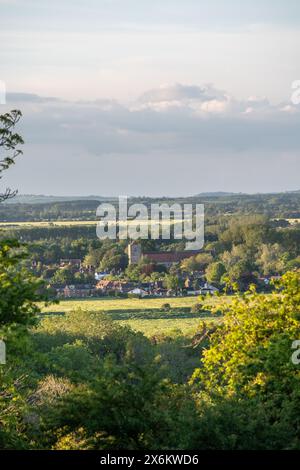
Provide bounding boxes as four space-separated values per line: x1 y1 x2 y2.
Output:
1 0 300 196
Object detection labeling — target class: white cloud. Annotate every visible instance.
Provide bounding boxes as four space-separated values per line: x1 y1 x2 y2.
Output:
4 83 300 153
2 83 300 195
134 83 231 115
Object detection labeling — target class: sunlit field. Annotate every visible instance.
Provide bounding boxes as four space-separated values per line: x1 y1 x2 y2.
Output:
116 317 220 336
0 219 193 230
41 296 212 312
40 295 225 336
0 220 98 228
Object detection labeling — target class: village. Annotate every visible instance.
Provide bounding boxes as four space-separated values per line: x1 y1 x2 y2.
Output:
45 242 220 299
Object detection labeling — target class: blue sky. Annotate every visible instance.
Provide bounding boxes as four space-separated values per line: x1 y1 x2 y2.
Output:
1 1 300 195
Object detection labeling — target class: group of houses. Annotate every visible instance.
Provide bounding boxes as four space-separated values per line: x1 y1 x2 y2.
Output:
47 246 219 299
51 277 218 300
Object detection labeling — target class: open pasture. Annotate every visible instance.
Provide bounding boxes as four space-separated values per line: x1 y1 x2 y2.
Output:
41 295 224 336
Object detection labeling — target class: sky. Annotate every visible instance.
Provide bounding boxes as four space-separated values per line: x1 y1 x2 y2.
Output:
0 0 300 196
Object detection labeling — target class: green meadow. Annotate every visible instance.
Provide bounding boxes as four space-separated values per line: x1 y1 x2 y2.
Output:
41 295 224 336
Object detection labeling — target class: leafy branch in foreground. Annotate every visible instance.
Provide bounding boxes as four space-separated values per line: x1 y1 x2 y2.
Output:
192 271 300 396
0 239 45 327
0 110 24 202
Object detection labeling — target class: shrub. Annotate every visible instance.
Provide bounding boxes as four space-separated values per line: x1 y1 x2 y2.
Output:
190 303 203 314
161 303 171 312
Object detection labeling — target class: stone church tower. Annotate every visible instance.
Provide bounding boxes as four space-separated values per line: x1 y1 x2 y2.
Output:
128 242 142 265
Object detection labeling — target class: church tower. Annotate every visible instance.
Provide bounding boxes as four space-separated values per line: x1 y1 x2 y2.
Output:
128 242 142 265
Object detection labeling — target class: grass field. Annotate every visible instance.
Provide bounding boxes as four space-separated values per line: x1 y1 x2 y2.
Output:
116 317 220 336
40 296 224 336
41 296 212 312
0 220 98 228
0 218 191 230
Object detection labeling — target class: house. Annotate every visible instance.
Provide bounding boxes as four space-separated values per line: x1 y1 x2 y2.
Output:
128 288 148 297
63 284 96 298
199 283 219 295
95 271 109 281
152 288 167 297
187 290 202 296
95 280 134 294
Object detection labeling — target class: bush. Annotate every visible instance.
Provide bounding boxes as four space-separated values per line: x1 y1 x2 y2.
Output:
190 303 203 314
161 303 171 312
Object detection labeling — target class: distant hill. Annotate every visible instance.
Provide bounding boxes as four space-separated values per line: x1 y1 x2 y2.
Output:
194 190 300 197
193 192 240 197
4 191 300 205
1 191 300 222
4 194 116 204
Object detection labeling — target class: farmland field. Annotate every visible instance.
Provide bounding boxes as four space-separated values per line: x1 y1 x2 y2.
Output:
40 296 224 336
0 220 98 228
0 219 189 230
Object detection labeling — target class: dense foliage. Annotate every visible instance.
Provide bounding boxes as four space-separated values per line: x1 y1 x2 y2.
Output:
1 258 299 448
0 240 43 327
